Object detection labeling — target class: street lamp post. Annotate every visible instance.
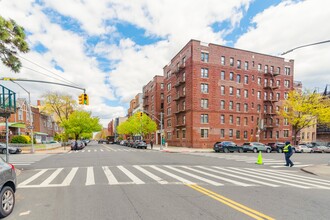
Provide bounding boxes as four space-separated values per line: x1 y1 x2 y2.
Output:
10 80 34 153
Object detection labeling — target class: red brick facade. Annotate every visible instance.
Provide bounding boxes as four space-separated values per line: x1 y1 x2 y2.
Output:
163 40 294 148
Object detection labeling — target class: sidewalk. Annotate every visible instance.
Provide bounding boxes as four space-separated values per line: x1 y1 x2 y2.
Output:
21 145 71 154
301 164 330 179
151 144 213 153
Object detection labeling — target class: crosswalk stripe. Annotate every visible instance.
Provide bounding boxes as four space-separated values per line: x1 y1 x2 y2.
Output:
100 149 104 152
102 166 119 185
94 149 97 152
19 169 48 186
199 166 279 187
118 166 144 184
86 167 95 186
82 150 85 152
164 166 222 186
12 163 32 166
150 165 194 184
62 168 78 186
133 165 168 184
181 166 252 187
228 167 310 189
40 168 63 186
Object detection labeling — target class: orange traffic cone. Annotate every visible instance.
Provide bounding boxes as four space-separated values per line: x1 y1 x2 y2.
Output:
256 151 263 165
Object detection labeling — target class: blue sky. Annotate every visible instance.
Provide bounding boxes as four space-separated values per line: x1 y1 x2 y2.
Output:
0 0 329 126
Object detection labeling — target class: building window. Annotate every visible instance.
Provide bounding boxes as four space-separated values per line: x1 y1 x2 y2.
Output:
276 118 280 126
183 87 186 96
237 60 241 69
167 95 171 103
264 78 268 87
284 118 288 125
229 101 233 110
229 115 233 124
284 92 288 99
220 129 225 138
182 101 186 110
285 67 290 75
230 57 234 66
183 72 186 81
236 130 240 139
284 80 290 88
201 99 208 109
220 71 225 80
161 93 164 100
201 52 209 62
236 103 241 112
182 57 186 66
201 84 209 93
284 130 289 138
221 56 225 65
167 83 171 91
257 77 261 85
244 103 248 112
257 104 261 112
167 107 171 115
252 89 255 95
269 131 273 138
229 129 233 137
221 86 225 95
244 117 248 126
229 72 234 81
244 131 248 139
201 129 209 138
264 65 268 73
182 129 186 138
244 90 248 98
18 109 23 120
167 71 171 78
161 83 164 89
244 75 248 84
220 100 225 109
220 115 225 124
229 86 234 95
236 117 241 125
244 61 248 70
237 74 241 83
276 131 280 139
183 115 186 124
167 119 172 127
302 132 305 140
277 67 281 75
201 68 209 78
176 129 180 138
257 91 261 100
258 64 262 71
237 89 241 97
201 114 209 123
167 132 172 140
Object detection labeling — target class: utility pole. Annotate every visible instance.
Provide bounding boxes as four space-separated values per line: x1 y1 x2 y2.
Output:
141 109 164 150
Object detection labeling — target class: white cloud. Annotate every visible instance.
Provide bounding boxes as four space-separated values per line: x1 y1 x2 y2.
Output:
235 0 330 90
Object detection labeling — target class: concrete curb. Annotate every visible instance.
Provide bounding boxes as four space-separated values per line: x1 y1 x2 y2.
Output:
300 167 317 176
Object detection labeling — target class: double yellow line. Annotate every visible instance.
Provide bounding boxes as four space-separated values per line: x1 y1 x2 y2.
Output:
186 184 275 220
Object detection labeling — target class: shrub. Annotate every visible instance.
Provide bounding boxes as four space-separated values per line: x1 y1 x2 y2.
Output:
11 135 29 144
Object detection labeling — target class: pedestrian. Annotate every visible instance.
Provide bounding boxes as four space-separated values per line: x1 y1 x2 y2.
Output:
74 140 78 151
150 140 154 149
283 141 294 167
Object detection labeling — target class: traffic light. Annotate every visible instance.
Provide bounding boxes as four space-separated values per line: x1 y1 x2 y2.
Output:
78 94 84 105
83 93 89 105
140 112 143 117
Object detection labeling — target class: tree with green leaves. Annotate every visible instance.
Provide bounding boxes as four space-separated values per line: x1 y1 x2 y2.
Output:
0 16 29 72
40 92 77 123
61 110 102 140
279 90 330 144
117 112 157 139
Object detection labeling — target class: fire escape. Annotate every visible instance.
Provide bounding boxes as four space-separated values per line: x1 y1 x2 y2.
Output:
173 62 186 128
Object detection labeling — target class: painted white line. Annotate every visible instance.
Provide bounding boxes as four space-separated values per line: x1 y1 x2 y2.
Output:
40 168 63 186
182 166 251 187
164 165 222 186
68 151 72 154
94 149 97 152
86 167 95 186
88 150 91 152
133 165 168 184
61 167 78 186
118 166 144 184
18 169 48 187
102 166 119 185
149 165 194 184
228 167 310 189
198 166 279 187
12 163 31 166
287 164 312 168
100 149 104 152
82 150 85 153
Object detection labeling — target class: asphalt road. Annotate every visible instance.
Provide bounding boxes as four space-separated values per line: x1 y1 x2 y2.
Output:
6 142 330 220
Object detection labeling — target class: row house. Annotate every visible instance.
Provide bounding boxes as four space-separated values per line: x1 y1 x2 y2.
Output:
142 75 164 144
163 40 294 148
127 93 143 117
0 98 61 143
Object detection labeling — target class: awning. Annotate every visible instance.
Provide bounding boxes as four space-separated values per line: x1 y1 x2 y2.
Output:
34 132 48 136
0 122 26 128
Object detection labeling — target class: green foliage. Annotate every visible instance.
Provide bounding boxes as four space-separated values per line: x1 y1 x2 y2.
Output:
0 16 29 73
61 110 102 140
117 112 157 138
11 135 29 143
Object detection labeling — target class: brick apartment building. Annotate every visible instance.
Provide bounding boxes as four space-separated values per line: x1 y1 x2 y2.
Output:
142 75 164 144
163 40 294 148
127 93 143 117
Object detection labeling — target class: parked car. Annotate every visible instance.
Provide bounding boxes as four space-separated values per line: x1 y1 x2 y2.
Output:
242 142 271 153
127 140 135 147
294 143 314 153
0 157 16 218
213 141 243 153
309 142 329 153
71 140 85 150
0 143 22 154
133 140 147 149
267 142 285 153
98 139 109 144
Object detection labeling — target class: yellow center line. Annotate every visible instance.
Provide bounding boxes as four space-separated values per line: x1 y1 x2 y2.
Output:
186 184 275 220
